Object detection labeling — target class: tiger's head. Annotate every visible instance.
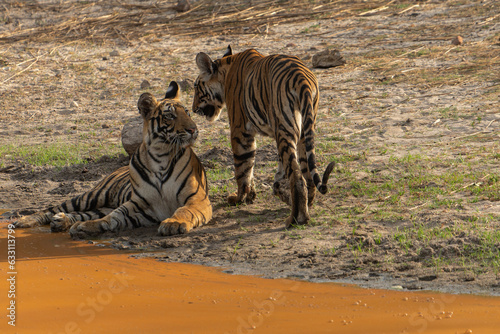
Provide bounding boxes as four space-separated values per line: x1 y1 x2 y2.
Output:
192 46 233 122
138 81 198 151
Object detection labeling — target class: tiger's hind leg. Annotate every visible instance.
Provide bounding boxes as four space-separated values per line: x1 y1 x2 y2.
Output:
298 136 316 207
14 166 130 229
273 161 291 206
50 208 114 232
14 209 58 228
284 169 309 228
277 136 310 228
69 201 157 239
273 141 314 209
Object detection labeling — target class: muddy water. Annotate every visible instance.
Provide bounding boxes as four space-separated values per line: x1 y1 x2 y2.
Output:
1 222 500 334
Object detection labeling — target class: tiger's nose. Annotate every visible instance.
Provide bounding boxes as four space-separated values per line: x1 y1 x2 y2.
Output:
186 127 198 139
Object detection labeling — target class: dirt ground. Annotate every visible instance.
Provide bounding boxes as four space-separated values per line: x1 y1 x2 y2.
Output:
1 0 499 295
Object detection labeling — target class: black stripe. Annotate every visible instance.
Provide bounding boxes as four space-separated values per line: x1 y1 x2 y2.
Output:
176 170 193 198
148 150 161 164
236 166 254 180
233 150 255 162
234 136 254 151
175 153 192 182
133 189 151 207
131 154 152 185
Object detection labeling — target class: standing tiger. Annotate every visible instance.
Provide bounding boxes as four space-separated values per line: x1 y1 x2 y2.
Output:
192 46 334 227
14 81 212 238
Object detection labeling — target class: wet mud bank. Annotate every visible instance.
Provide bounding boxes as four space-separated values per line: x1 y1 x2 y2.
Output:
2 225 500 334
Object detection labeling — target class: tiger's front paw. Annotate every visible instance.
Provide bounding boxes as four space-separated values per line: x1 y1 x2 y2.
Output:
69 220 110 239
227 185 256 205
50 213 71 232
227 192 242 205
285 215 309 229
158 219 191 236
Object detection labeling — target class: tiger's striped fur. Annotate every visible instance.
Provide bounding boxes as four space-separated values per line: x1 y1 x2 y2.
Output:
192 46 334 227
15 81 212 238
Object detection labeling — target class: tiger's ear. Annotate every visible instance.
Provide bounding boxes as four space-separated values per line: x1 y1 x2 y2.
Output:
138 92 158 119
164 81 181 100
223 45 232 58
196 52 217 75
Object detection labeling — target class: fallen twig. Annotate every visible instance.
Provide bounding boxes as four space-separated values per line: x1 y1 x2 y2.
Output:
359 0 395 16
398 4 419 15
1 56 40 84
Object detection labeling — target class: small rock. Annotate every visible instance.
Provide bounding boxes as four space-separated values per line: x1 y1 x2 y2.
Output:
121 116 143 156
109 50 120 57
140 80 151 89
419 275 438 281
161 240 180 248
363 236 376 248
406 284 423 290
463 272 475 282
354 171 370 180
70 101 79 108
312 49 346 68
451 36 463 45
286 43 296 48
178 78 193 91
173 0 191 12
432 119 441 126
442 245 461 256
419 247 435 258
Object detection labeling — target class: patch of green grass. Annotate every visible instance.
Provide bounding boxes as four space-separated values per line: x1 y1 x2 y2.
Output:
394 3 411 9
433 106 460 119
407 49 430 58
393 227 412 252
210 184 230 195
229 237 243 262
468 175 500 201
206 167 233 181
300 23 320 34
0 142 125 167
389 220 500 274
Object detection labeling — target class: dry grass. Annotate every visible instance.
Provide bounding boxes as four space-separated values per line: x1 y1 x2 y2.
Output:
3 0 486 44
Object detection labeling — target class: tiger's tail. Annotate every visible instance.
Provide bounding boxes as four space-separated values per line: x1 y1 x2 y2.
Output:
300 87 335 195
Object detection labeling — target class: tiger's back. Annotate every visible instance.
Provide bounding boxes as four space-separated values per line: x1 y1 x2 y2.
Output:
227 50 319 137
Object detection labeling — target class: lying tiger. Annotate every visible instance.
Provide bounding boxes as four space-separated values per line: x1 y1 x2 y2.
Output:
14 81 212 239
192 46 334 228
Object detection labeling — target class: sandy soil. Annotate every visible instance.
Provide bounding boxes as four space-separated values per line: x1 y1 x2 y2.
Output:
1 0 499 295
2 227 500 334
